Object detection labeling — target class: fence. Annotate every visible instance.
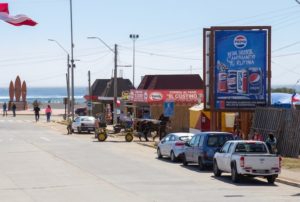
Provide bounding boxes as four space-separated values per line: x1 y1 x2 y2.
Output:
251 107 300 157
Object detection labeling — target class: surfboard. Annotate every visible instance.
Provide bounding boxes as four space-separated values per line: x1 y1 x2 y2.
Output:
9 81 14 101
15 76 21 102
21 81 27 101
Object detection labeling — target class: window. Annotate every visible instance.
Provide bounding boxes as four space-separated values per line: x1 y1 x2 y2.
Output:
235 143 267 153
189 135 197 146
221 142 231 153
170 135 176 142
207 134 233 147
199 135 204 147
179 136 192 142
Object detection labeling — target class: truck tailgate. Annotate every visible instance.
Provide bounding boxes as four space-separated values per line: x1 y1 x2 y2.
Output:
244 155 280 170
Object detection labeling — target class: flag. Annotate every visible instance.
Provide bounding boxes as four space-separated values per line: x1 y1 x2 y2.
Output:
291 92 300 102
0 3 37 26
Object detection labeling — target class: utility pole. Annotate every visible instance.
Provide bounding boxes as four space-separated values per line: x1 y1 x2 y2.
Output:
88 70 92 116
113 44 118 124
67 54 70 116
69 0 75 121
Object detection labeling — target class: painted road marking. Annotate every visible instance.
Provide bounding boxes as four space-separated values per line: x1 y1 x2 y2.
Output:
40 137 51 142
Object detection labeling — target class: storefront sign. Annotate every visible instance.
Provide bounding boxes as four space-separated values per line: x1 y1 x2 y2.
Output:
130 89 203 103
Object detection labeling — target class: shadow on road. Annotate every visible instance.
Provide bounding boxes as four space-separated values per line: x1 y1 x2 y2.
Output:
179 164 212 174
211 175 278 187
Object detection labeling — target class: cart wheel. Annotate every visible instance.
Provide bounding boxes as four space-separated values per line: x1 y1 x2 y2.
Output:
97 132 107 142
125 132 133 142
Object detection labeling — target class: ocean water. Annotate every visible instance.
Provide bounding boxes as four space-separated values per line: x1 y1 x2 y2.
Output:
0 87 87 104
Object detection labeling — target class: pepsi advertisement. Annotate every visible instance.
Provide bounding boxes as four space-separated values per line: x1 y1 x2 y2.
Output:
214 30 267 109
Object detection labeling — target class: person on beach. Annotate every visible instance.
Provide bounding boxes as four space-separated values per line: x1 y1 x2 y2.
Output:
33 105 40 122
2 102 7 117
45 105 52 122
12 103 16 117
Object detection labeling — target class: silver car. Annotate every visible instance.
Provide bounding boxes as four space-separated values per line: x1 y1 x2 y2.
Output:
157 132 195 162
72 116 96 134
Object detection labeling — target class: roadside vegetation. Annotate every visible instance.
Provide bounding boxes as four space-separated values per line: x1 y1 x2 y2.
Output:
282 157 300 170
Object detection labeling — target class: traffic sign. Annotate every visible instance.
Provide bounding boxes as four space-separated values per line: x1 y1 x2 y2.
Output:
87 101 92 110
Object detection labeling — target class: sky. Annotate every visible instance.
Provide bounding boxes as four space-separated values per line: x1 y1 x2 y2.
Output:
1 0 300 88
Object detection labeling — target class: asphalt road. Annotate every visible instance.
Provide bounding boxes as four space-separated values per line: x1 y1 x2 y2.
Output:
0 116 299 202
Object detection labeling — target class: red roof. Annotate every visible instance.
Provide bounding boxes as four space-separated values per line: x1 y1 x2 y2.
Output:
138 74 203 90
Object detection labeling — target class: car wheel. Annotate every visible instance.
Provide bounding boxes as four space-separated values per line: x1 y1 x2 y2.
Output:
213 160 222 177
231 163 240 183
267 175 277 184
170 151 177 162
198 157 205 171
77 127 82 134
182 154 188 166
157 148 162 159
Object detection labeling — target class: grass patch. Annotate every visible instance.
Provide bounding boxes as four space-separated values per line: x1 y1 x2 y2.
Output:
282 157 300 170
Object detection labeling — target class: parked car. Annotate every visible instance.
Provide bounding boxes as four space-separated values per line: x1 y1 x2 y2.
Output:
75 107 87 116
213 140 281 183
72 116 95 134
182 132 233 170
157 132 195 162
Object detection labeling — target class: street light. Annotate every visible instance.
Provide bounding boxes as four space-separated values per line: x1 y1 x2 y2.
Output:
129 34 139 87
87 36 118 124
48 39 71 118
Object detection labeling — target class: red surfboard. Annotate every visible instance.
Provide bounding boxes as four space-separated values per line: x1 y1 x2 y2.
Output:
21 81 27 102
15 76 21 102
9 80 14 101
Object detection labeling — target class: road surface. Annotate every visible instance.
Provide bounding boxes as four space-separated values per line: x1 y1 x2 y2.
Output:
0 116 299 202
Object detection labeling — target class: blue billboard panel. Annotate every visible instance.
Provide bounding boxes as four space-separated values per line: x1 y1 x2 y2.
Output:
214 30 267 109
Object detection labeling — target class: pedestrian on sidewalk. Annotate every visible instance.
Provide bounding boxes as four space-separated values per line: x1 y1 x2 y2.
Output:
66 115 73 134
33 105 40 122
2 102 7 117
12 103 16 117
252 130 263 141
45 105 52 122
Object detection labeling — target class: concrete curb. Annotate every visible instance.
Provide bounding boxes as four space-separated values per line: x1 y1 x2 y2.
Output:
276 178 300 188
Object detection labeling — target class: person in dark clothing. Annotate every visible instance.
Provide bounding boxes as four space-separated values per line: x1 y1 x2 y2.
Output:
33 106 40 122
138 120 150 141
155 114 170 141
265 133 277 154
12 103 16 117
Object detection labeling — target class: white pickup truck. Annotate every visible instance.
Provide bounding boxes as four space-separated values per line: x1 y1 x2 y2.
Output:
213 140 281 184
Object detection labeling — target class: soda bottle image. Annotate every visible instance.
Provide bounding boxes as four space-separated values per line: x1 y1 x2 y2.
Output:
248 67 262 95
218 72 227 93
227 70 237 93
237 69 247 94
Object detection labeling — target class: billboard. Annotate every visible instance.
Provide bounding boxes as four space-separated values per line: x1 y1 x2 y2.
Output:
214 30 268 109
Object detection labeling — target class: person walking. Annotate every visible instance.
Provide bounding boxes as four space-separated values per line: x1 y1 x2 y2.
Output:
33 105 40 122
66 115 73 134
45 105 52 122
11 103 16 117
2 102 7 117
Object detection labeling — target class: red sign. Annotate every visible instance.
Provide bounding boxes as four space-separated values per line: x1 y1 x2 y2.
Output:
130 89 203 103
84 95 98 101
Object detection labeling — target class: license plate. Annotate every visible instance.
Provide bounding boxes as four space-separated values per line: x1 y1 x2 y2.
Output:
256 170 266 174
88 128 94 130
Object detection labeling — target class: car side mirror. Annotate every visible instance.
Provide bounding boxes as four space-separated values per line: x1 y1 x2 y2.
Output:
216 148 221 153
185 142 190 147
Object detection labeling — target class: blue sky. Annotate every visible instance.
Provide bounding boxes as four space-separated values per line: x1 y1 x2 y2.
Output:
1 0 300 87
